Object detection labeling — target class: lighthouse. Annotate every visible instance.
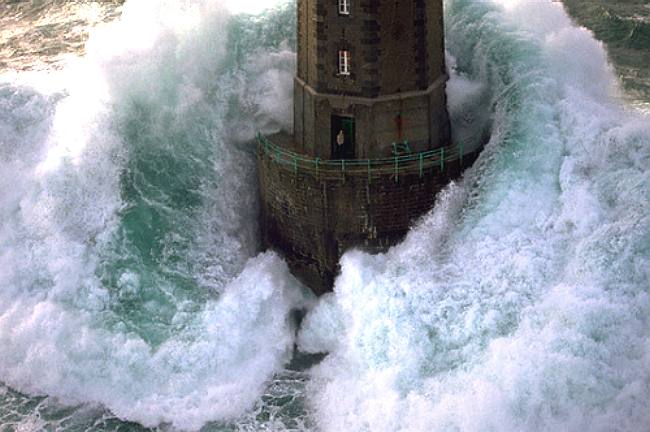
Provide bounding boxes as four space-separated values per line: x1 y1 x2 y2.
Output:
258 0 475 295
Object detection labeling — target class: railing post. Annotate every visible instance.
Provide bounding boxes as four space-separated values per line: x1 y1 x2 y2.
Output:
316 158 320 177
367 159 371 183
293 156 298 175
394 155 399 183
440 147 445 172
419 153 423 178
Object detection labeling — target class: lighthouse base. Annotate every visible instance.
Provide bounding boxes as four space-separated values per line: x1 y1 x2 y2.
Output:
257 134 479 296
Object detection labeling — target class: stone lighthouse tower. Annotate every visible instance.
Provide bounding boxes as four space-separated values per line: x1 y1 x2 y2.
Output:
258 0 473 295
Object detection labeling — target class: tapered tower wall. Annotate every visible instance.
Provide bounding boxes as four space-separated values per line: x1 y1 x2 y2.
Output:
294 0 450 160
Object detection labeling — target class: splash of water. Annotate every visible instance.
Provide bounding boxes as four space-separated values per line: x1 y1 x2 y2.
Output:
298 1 650 431
0 1 305 430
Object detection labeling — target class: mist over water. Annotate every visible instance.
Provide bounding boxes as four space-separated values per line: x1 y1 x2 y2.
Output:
0 0 649 431
561 0 650 114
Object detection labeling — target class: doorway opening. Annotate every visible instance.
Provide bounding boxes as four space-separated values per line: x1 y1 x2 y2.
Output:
331 115 356 159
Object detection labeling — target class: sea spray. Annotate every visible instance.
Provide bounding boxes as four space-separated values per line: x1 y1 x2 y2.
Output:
298 0 650 431
0 1 305 430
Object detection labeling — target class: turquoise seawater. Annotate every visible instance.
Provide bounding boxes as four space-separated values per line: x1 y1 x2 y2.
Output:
0 0 649 431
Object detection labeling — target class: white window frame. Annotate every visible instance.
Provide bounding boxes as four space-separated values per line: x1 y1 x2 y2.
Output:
338 50 350 76
338 0 350 16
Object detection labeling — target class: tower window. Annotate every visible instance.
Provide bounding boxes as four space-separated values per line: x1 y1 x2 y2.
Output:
338 50 350 76
338 0 350 15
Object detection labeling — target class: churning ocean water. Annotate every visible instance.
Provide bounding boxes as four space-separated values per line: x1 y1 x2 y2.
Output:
562 0 650 113
0 0 649 431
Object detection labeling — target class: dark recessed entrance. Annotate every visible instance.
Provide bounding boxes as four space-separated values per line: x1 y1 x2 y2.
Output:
331 115 355 159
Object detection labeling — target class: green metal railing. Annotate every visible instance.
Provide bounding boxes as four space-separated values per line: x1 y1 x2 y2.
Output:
257 132 466 181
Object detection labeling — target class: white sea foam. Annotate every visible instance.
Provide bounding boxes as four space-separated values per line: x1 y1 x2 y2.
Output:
299 0 650 431
0 1 303 430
